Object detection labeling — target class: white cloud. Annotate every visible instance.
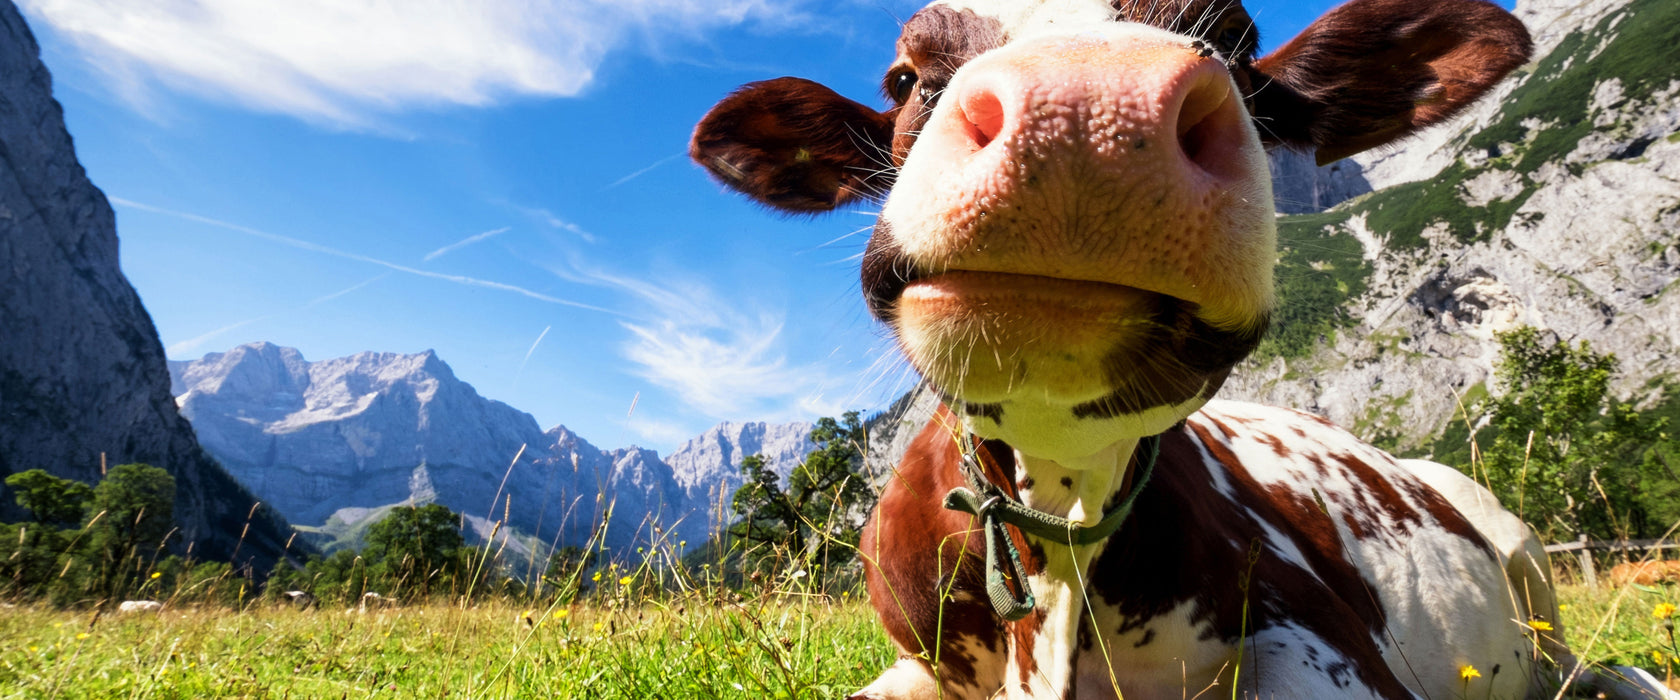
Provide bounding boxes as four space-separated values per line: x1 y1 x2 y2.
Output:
20 0 797 127
547 261 835 420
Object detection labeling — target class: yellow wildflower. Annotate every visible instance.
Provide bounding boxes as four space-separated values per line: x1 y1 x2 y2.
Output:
1459 665 1481 681
1654 651 1666 665
150 572 162 579
1558 604 1570 612
592 571 602 582
592 622 604 632
1527 620 1553 632
75 633 89 640
619 575 633 587
1654 602 1677 620
553 609 569 620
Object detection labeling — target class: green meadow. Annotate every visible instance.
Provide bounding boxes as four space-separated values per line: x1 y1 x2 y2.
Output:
2 582 1676 699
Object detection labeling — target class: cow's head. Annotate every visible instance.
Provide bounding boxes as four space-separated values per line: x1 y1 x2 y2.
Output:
692 0 1529 463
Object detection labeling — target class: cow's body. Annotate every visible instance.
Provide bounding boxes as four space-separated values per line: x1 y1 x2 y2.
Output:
683 0 1622 697
860 400 1558 699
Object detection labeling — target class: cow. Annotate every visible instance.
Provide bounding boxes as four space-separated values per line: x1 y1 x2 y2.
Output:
116 600 163 614
689 0 1667 698
282 590 318 610
1609 560 1680 588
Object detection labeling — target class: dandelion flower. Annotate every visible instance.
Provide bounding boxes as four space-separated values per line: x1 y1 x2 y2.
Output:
619 575 633 587
553 609 569 620
1459 664 1481 681
1527 620 1553 632
1654 651 1666 665
1653 603 1676 620
592 622 604 632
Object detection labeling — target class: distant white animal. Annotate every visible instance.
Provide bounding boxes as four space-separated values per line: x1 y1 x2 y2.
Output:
358 591 394 612
282 590 317 609
117 600 163 614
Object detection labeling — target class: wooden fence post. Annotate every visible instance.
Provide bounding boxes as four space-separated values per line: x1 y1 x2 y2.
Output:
1577 534 1596 587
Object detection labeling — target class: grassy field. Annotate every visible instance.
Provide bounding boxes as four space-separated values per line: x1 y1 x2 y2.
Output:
0 593 891 699
2 583 1675 699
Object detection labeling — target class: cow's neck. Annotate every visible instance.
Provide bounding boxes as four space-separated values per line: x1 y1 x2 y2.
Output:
1004 436 1143 698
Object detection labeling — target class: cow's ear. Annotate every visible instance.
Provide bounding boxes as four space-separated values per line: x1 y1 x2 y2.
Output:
1249 0 1532 165
691 77 897 213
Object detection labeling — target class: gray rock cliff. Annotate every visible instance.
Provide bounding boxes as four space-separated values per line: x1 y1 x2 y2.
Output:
0 0 294 567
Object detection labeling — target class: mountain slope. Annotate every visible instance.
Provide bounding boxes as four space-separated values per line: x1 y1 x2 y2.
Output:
1222 0 1680 453
0 1 295 568
170 343 817 553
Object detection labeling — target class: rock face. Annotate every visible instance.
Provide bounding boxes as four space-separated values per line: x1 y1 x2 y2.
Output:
1221 0 1680 454
665 421 816 531
170 343 817 552
0 1 295 567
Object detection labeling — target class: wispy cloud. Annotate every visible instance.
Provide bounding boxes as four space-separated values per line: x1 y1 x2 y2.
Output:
507 204 596 243
547 260 836 420
19 0 802 128
165 274 390 357
167 316 269 356
112 197 620 315
423 226 512 262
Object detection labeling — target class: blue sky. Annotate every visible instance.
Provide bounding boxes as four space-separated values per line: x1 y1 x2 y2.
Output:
22 0 1363 453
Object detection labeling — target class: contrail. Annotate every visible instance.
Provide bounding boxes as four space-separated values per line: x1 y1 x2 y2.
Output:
517 325 552 376
423 226 512 262
602 153 683 191
167 316 269 356
113 198 622 316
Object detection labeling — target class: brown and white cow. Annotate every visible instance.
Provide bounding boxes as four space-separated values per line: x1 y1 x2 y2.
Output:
688 0 1615 698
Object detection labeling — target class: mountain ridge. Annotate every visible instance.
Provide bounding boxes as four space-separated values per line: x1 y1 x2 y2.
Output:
169 342 819 555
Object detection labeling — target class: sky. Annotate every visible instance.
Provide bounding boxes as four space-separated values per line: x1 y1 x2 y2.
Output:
21 0 1364 454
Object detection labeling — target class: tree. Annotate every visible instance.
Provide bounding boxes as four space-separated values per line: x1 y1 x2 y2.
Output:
362 503 466 599
83 463 176 599
1476 327 1669 542
4 469 93 526
728 411 875 583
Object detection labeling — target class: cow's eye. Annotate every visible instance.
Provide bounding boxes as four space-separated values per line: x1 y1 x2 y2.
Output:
889 70 919 104
1215 21 1249 54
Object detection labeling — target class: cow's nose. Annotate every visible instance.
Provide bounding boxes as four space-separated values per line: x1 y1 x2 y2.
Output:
939 34 1251 185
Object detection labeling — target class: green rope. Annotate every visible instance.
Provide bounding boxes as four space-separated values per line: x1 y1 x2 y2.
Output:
941 433 1161 621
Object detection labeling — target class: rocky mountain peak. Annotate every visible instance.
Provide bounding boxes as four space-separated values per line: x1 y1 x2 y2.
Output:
0 0 294 567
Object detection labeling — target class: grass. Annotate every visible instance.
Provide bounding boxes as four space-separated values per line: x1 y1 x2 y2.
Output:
1558 582 1680 676
1 581 1675 698
0 594 892 699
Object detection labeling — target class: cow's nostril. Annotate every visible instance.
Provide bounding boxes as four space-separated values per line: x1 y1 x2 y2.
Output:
1175 73 1238 178
961 87 1006 150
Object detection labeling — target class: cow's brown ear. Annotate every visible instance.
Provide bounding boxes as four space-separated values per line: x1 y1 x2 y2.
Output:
691 77 897 213
1249 0 1532 165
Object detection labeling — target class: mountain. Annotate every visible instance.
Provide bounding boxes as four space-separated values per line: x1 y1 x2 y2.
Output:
0 1 296 569
665 420 816 530
169 343 817 554
1220 0 1680 454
